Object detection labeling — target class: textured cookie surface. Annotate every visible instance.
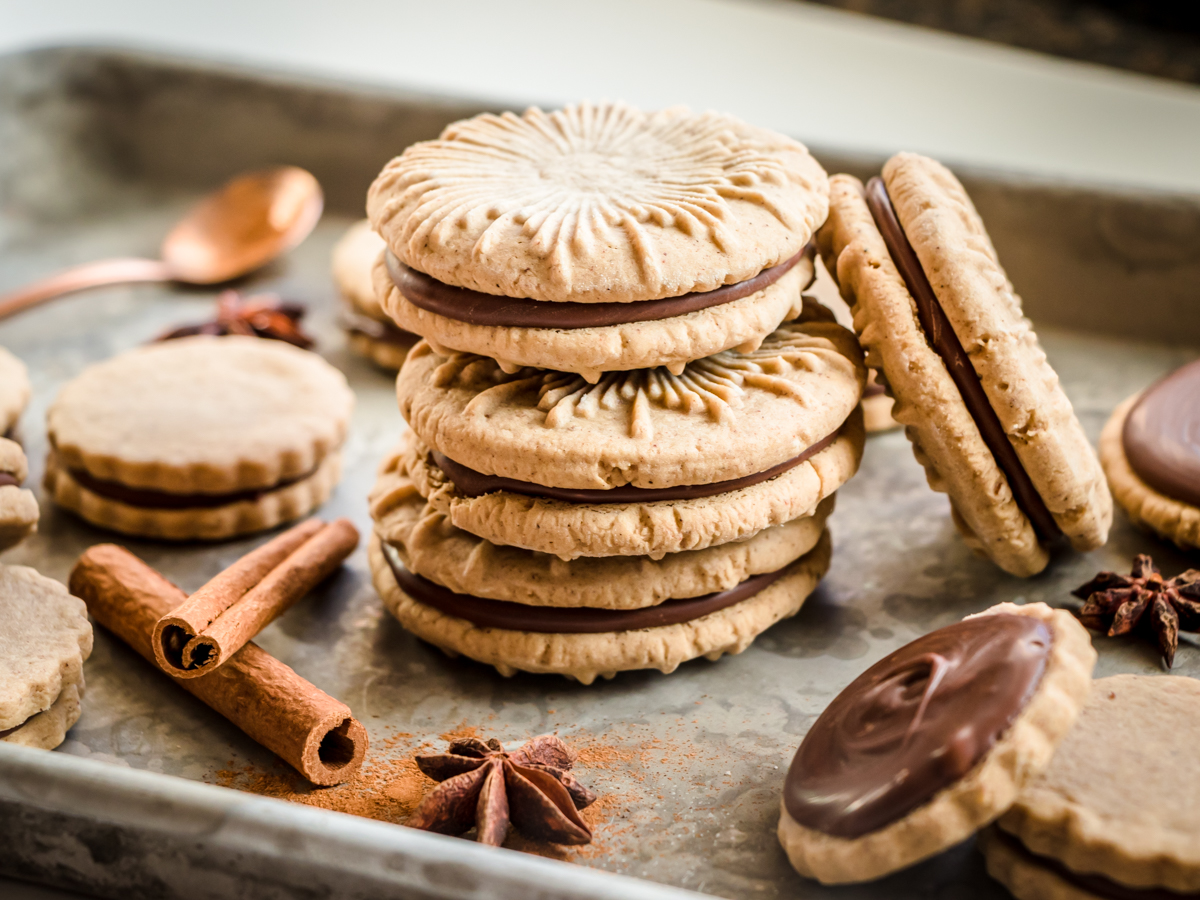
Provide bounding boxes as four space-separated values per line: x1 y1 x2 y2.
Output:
368 529 830 684
1 677 83 750
0 347 29 435
999 674 1200 893
397 300 864 490
370 455 833 608
0 565 93 731
47 335 354 493
332 219 389 319
0 437 38 551
367 101 829 304
778 602 1095 884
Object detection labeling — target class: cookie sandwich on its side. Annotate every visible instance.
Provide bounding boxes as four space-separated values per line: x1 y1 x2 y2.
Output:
333 219 418 371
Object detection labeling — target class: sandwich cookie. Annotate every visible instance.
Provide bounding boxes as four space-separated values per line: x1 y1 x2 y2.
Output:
983 674 1200 899
862 370 899 433
333 219 417 371
0 347 29 438
1100 359 1200 551
0 438 39 550
395 299 865 560
778 602 1095 884
818 154 1111 576
45 335 354 540
367 101 828 382
0 565 93 750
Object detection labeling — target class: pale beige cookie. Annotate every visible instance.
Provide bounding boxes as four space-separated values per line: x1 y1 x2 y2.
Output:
368 529 831 684
345 330 415 372
778 602 1095 884
862 392 898 433
0 437 38 551
332 219 388 319
370 453 834 608
1 676 83 750
368 101 828 305
819 167 1109 576
0 347 29 436
0 564 93 732
996 674 1200 895
1101 394 1200 550
43 449 341 542
373 250 815 381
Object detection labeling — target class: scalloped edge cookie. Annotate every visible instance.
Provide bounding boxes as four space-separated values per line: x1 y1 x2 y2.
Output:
1 676 83 750
0 437 38 551
368 529 831 684
777 602 1095 885
0 347 29 436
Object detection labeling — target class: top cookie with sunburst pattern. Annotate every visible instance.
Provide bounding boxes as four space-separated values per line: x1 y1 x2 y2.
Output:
367 101 829 304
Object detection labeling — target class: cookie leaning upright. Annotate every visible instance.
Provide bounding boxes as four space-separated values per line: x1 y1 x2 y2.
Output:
333 219 418 371
818 153 1111 576
45 335 354 540
367 102 829 381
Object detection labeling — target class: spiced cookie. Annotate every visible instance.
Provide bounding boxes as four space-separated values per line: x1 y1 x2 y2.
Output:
818 155 1111 576
45 335 353 540
0 565 93 750
395 299 865 559
367 101 828 380
861 370 899 433
985 674 1200 898
1100 361 1200 551
0 347 29 438
0 438 39 550
778 602 1095 884
333 219 418 371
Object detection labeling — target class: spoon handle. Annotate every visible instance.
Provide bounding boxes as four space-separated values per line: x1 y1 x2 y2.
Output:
0 258 173 321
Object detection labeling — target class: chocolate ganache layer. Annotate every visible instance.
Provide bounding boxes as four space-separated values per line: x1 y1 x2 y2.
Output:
386 243 814 330
382 541 789 634
431 430 839 504
864 178 1061 543
0 473 19 488
784 614 1052 838
993 828 1199 900
1123 359 1200 509
67 466 315 510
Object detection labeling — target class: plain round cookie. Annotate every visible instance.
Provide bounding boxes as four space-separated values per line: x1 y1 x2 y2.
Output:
998 674 1200 894
367 101 829 305
47 335 353 493
0 437 38 551
397 412 861 559
0 565 93 732
1 677 83 750
0 347 30 436
332 219 388 319
777 602 1095 884
1101 394 1200 550
373 248 815 381
368 529 830 684
370 455 834 608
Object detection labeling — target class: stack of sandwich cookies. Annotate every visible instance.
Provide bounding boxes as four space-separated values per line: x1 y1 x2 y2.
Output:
1101 359 1200 550
367 101 827 383
333 219 418 371
778 602 1096 884
0 349 37 549
45 335 354 540
818 153 1111 576
0 565 93 750
982 674 1200 899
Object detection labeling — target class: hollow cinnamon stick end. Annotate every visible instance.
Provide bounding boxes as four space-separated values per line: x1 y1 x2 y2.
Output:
300 711 369 786
151 614 200 677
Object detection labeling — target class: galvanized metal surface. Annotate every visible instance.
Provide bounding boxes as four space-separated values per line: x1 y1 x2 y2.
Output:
0 45 1198 900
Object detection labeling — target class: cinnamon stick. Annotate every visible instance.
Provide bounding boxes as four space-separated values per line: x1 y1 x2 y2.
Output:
152 518 358 678
71 544 368 786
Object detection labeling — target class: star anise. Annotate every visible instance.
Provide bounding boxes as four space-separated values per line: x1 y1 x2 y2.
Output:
157 290 314 348
408 735 597 846
1072 554 1200 667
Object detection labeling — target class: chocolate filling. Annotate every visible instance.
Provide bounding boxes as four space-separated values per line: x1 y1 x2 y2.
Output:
1123 359 1200 508
993 828 1198 900
386 243 813 330
0 473 19 488
382 541 789 634
431 430 839 504
784 614 1051 838
864 177 1061 543
340 308 417 346
67 466 315 510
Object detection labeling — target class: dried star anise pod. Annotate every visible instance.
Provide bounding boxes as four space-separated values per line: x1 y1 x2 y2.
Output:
408 735 597 846
1072 554 1200 667
157 289 314 348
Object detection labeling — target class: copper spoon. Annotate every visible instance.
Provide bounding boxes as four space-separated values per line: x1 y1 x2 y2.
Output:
0 166 324 321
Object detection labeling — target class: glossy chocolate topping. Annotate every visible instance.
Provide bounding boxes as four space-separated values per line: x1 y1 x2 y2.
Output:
993 828 1198 900
784 614 1052 838
1123 359 1200 509
864 177 1062 543
340 308 416 345
382 541 788 633
67 467 313 510
386 244 813 330
0 473 19 488
431 430 839 504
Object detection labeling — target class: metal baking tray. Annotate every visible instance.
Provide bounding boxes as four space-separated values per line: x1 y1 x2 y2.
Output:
1 45 1197 900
